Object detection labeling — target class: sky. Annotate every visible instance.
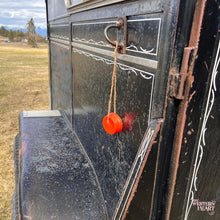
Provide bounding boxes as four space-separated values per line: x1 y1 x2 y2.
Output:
0 0 47 29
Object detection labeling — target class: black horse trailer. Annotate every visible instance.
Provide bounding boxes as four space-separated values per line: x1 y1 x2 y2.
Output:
12 0 219 219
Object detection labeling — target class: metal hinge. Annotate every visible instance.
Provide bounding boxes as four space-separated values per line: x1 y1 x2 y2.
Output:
169 47 195 100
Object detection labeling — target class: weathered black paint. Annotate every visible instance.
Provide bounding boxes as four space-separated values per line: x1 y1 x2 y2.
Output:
12 0 220 219
18 113 107 219
50 43 72 123
73 50 154 218
168 1 220 219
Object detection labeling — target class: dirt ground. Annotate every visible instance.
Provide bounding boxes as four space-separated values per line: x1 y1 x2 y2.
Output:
0 42 49 219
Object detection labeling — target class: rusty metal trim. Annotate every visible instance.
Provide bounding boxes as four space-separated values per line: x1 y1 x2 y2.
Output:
164 0 207 219
169 47 194 99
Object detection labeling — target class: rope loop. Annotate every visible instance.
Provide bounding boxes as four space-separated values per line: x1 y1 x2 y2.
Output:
107 41 119 119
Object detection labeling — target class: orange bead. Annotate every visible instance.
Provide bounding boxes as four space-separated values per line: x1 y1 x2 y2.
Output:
102 113 123 134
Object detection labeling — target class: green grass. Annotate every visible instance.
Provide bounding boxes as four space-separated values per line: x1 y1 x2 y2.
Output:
0 42 49 220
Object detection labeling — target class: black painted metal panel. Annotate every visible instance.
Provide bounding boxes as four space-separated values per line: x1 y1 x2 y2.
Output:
46 0 180 219
72 15 161 59
73 48 155 218
125 138 159 220
51 43 72 124
50 24 70 40
184 25 220 220
168 1 220 219
126 16 161 58
18 112 107 220
186 52 220 219
47 0 68 21
72 20 117 51
67 0 164 21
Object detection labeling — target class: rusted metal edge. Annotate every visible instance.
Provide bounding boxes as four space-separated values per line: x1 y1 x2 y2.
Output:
169 47 194 100
164 0 207 219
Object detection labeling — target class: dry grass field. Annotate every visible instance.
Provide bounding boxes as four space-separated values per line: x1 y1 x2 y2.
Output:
0 42 49 220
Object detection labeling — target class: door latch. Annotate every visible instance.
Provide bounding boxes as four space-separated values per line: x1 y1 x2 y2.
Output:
104 17 127 54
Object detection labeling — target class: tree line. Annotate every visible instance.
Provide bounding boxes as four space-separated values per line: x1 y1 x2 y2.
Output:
0 26 25 41
0 18 47 47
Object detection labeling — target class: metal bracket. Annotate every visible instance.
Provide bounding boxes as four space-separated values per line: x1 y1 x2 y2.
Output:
169 47 194 100
104 17 127 53
169 73 188 100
